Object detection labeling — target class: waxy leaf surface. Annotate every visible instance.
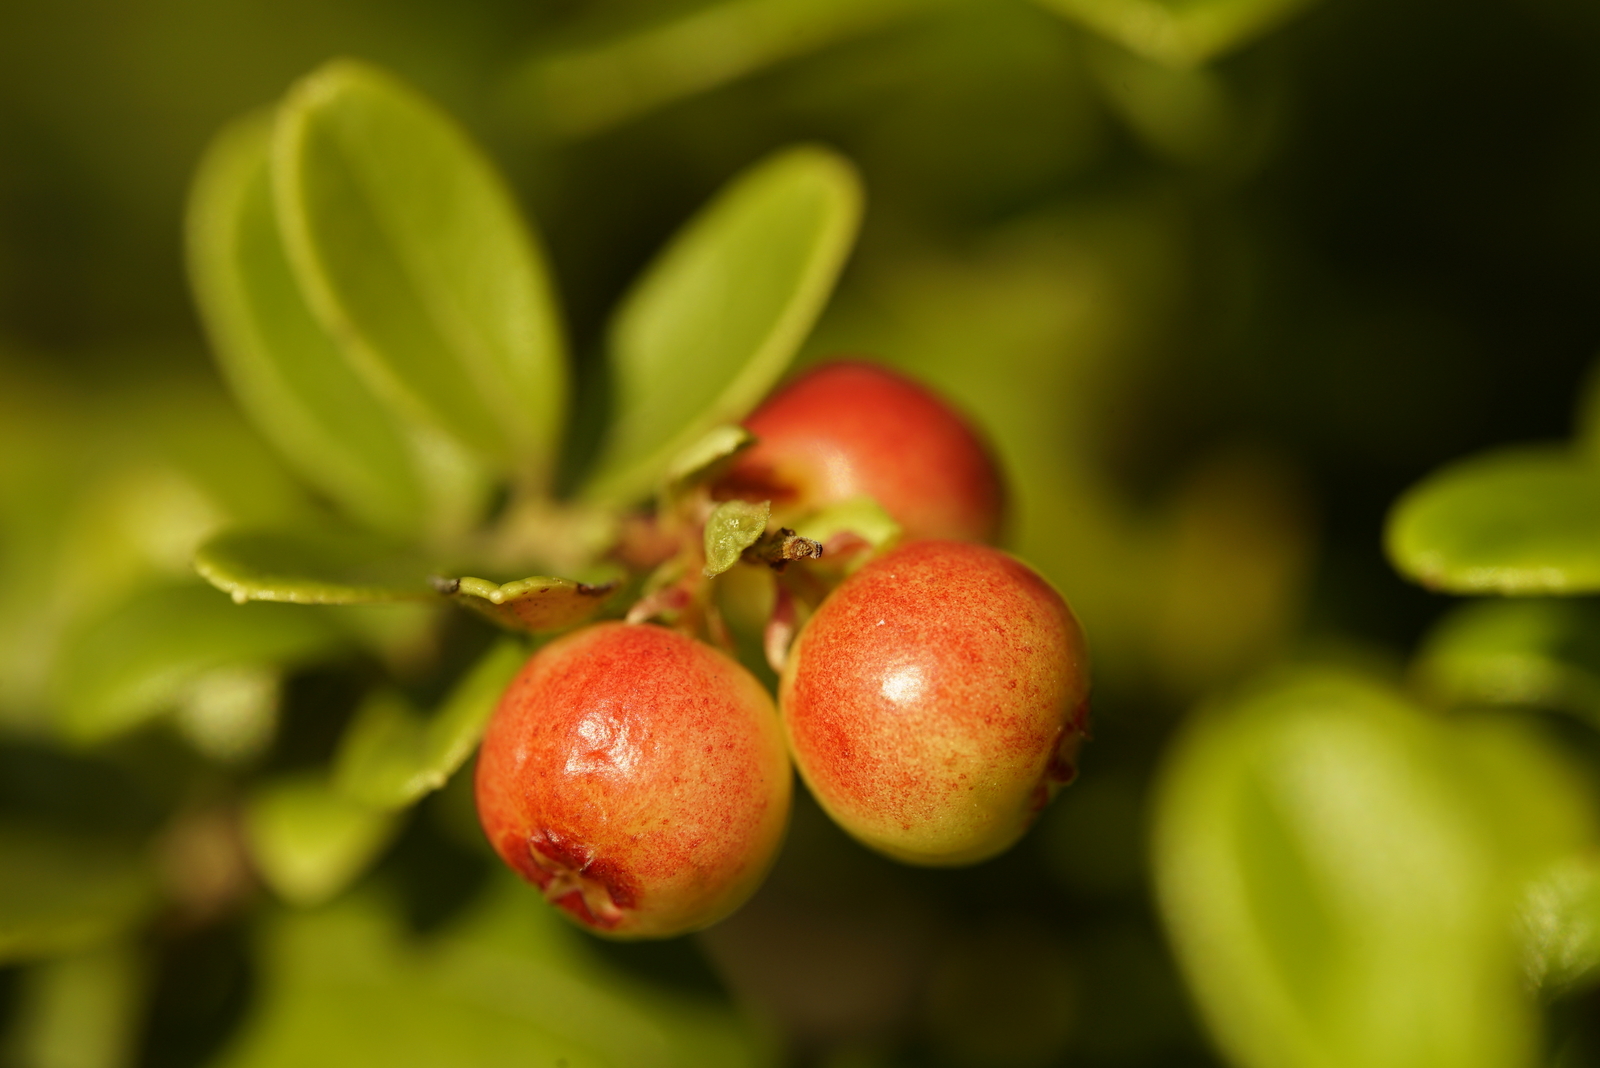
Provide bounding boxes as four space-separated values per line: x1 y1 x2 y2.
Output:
1413 599 1600 720
334 640 526 810
274 60 567 485
1387 447 1600 595
195 527 437 604
583 146 861 505
188 112 436 538
703 500 771 577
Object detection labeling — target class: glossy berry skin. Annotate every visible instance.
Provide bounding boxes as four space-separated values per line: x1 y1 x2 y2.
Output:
475 622 791 939
718 360 1005 543
779 541 1089 866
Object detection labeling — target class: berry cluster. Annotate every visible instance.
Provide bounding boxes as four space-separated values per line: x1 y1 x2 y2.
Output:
475 361 1091 938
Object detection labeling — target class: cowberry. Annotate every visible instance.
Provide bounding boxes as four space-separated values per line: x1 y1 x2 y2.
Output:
717 360 1005 543
779 540 1089 865
475 622 792 938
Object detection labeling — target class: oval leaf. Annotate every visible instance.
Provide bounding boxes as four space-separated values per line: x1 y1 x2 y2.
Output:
1152 670 1534 1068
442 575 618 633
1413 599 1600 719
1519 855 1600 995
195 527 438 604
334 639 526 810
702 499 772 578
1029 0 1324 67
243 775 400 907
54 582 340 744
1386 447 1600 594
582 146 862 505
187 112 436 538
273 59 567 483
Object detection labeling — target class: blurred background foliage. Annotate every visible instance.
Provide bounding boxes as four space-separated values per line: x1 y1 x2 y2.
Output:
3 0 1600 1066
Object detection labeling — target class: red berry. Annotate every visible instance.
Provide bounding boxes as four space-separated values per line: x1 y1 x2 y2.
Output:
779 541 1089 865
475 622 791 938
718 360 1005 543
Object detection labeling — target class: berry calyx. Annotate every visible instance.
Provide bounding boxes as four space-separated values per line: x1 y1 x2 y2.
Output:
717 360 1005 544
475 621 792 938
779 540 1089 866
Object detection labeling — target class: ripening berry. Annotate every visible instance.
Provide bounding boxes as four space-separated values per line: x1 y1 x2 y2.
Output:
475 622 791 938
779 540 1089 865
718 360 1005 543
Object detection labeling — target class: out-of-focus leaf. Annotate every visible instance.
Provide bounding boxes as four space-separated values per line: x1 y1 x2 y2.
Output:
242 776 400 907
1386 447 1600 595
274 59 567 485
53 582 337 744
1413 600 1600 719
7 942 145 1068
0 823 155 964
194 527 438 604
508 0 929 138
661 424 756 499
703 500 771 577
173 664 282 763
188 112 436 539
1029 0 1323 67
792 495 901 551
442 575 618 633
333 640 526 810
1151 669 1534 1068
211 877 774 1068
1518 854 1600 995
582 146 862 506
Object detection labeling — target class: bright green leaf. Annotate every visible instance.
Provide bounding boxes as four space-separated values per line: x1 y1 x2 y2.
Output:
583 146 862 505
195 527 438 604
212 878 774 1068
273 59 567 485
1413 599 1600 719
703 500 771 577
334 640 526 810
53 582 340 744
792 494 902 551
442 575 619 633
1029 0 1323 68
1386 447 1600 595
0 823 155 965
187 112 438 539
7 942 145 1068
243 776 400 907
1151 669 1534 1068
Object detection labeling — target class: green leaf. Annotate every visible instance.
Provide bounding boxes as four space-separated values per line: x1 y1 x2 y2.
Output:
1518 854 1600 995
273 59 567 484
243 775 401 907
0 823 155 965
195 527 438 604
1413 599 1600 719
1386 447 1600 594
508 0 928 138
703 500 771 578
442 575 619 633
211 878 775 1068
1028 0 1323 68
334 640 526 810
792 494 902 550
661 424 756 499
582 146 862 505
187 112 437 539
54 582 340 744
1151 669 1535 1068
